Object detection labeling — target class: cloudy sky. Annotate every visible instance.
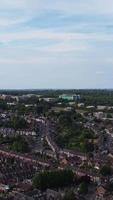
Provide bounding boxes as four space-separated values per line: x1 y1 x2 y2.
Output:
0 0 113 89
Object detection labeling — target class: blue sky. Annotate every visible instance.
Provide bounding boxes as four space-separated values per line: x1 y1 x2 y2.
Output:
0 0 113 89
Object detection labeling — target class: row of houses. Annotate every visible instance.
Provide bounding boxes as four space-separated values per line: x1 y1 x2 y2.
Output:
0 149 50 168
0 128 37 137
59 149 87 161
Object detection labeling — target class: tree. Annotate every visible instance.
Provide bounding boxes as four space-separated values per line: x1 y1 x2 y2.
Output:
100 165 112 177
33 170 74 190
79 182 88 194
10 116 28 130
10 136 29 153
63 190 76 200
0 101 8 110
107 113 112 118
80 140 94 153
106 182 113 192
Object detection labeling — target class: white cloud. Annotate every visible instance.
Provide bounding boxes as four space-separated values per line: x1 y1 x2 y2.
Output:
0 29 113 44
0 0 113 89
96 71 105 75
0 58 44 65
43 42 87 52
1 0 113 15
0 16 31 27
107 58 113 64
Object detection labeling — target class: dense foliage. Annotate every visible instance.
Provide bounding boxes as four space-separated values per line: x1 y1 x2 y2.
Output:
79 182 88 194
1 89 113 105
63 190 76 200
55 111 95 152
33 170 74 190
10 136 29 153
100 165 112 177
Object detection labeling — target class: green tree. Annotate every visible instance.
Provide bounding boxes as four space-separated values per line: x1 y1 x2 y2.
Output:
63 190 76 200
11 116 28 130
107 113 112 118
106 182 113 192
33 170 74 190
79 182 88 194
100 165 112 177
10 136 29 153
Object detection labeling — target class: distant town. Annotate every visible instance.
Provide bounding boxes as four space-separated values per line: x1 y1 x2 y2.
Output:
0 89 113 200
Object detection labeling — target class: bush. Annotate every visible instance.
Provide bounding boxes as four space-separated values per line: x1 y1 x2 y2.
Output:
100 165 112 177
33 170 74 190
79 182 88 194
10 136 29 153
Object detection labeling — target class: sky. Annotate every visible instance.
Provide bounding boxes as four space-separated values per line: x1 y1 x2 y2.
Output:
0 0 113 89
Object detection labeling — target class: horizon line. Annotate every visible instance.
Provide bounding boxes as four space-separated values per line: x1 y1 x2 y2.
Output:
0 88 113 91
